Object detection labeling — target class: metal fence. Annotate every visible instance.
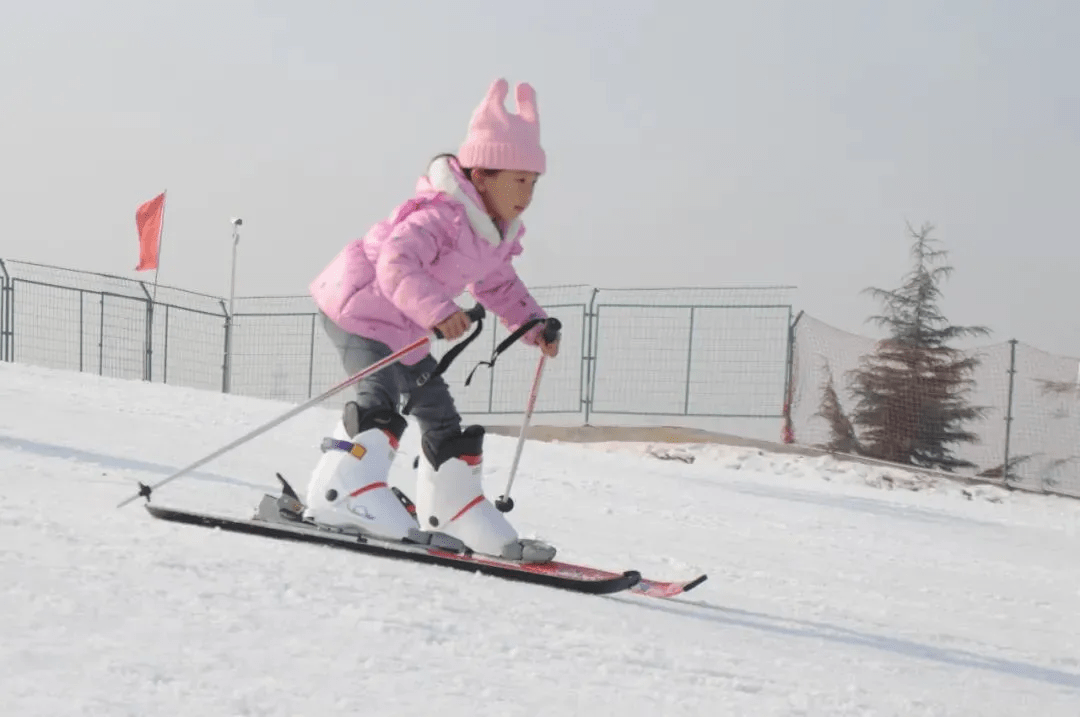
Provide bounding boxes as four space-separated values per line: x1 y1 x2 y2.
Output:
0 259 794 426
787 312 1080 497
0 259 229 390
5 258 1080 498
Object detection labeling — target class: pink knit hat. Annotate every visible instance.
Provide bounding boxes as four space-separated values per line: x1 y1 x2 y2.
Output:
458 78 546 174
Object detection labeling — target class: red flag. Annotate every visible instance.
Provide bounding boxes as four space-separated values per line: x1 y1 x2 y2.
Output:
135 192 166 271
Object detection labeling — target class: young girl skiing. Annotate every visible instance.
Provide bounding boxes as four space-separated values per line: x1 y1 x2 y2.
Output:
305 78 559 562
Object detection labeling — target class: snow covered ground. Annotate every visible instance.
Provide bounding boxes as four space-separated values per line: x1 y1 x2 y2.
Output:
2 362 1079 716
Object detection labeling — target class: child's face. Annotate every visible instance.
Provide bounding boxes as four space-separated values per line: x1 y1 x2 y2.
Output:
472 170 539 224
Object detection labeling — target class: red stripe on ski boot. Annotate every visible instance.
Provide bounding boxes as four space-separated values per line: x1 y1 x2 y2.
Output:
349 481 388 498
449 495 485 523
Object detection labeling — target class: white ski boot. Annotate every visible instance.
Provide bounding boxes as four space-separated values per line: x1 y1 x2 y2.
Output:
303 403 419 541
415 425 556 563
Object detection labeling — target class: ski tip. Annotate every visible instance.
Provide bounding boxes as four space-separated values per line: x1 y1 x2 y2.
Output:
683 574 708 593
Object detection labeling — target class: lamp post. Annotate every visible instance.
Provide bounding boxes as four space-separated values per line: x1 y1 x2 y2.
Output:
229 217 242 317
224 217 242 393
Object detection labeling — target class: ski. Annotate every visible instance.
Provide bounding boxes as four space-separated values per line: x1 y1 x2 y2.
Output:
144 502 641 596
380 481 705 598
631 574 709 599
140 474 707 598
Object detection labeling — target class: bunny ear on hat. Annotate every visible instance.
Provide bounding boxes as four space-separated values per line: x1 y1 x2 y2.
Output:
488 77 510 99
515 82 538 122
483 78 510 117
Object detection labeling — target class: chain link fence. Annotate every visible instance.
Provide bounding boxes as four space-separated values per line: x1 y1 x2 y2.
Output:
0 259 793 426
787 312 1080 497
5 258 1080 498
0 259 228 389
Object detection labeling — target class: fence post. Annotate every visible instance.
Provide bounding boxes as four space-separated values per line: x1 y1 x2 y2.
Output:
138 282 153 382
8 279 14 364
1003 338 1018 484
78 290 85 372
583 288 600 425
576 303 587 419
486 322 497 413
782 309 803 443
222 300 232 394
98 293 105 376
683 306 695 414
163 304 170 384
0 259 9 362
307 313 317 399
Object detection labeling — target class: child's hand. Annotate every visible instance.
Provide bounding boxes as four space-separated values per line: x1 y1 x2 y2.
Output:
539 337 559 358
537 316 561 358
434 311 472 340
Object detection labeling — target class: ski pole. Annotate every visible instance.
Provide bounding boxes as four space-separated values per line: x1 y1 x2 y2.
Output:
495 317 561 513
117 304 486 508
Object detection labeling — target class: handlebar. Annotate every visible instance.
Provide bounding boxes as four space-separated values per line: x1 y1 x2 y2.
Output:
433 304 487 340
540 317 561 344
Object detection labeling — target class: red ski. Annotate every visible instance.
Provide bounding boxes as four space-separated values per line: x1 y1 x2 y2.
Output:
143 489 705 600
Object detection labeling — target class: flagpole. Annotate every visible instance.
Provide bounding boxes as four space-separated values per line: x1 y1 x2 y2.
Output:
145 189 166 383
151 188 167 305
133 189 168 381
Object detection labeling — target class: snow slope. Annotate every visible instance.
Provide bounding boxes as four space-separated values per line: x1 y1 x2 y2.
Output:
2 362 1078 716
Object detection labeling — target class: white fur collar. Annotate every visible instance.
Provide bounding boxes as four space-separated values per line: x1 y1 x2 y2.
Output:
428 156 522 247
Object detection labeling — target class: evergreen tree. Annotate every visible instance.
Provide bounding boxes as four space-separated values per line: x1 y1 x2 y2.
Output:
847 222 990 471
816 362 861 454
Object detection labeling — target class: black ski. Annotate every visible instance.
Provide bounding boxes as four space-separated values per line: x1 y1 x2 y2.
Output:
144 502 642 596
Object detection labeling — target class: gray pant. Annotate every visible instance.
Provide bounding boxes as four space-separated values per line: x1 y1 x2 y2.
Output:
321 313 461 447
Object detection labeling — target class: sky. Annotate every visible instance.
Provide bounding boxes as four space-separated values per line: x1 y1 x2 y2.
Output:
2 0 1078 355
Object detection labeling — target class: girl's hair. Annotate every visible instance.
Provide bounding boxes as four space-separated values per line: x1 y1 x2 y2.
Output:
429 153 499 181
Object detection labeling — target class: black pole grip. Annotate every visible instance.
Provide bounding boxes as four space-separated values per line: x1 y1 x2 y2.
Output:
541 317 561 343
465 304 487 323
433 304 486 340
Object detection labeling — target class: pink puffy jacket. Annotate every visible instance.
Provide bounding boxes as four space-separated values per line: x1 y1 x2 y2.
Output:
309 156 548 365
